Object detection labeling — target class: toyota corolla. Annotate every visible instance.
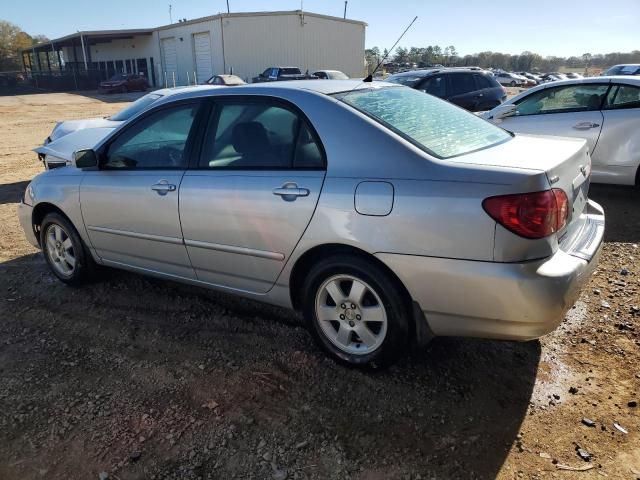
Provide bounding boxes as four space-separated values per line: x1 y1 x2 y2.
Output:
18 80 605 367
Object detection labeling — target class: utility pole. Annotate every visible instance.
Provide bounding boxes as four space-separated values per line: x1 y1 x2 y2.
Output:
344 1 348 19
226 0 230 13
169 4 173 24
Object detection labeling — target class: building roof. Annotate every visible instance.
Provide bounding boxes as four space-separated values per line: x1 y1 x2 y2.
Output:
25 10 366 52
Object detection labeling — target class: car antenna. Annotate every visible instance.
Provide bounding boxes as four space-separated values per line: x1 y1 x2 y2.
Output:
363 16 418 82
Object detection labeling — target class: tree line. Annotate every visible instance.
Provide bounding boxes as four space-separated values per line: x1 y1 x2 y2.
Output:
0 20 48 71
366 46 640 73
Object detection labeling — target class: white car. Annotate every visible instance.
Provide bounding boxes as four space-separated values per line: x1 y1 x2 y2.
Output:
312 70 349 80
494 72 525 87
482 76 640 186
40 86 221 169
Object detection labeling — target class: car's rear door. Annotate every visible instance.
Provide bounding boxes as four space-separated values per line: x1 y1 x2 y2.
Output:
498 82 609 154
80 100 203 279
179 97 326 293
446 72 477 110
592 82 640 184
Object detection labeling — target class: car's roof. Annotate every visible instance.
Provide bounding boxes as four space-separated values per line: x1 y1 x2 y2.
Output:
155 80 395 105
152 85 224 97
389 68 491 78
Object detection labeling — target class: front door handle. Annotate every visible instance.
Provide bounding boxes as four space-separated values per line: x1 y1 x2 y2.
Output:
273 182 310 201
573 122 600 130
151 180 177 195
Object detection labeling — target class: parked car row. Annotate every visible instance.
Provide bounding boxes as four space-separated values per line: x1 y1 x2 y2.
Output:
251 66 350 83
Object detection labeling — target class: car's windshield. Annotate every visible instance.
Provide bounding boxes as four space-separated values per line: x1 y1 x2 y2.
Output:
108 93 163 121
385 74 423 87
334 86 511 159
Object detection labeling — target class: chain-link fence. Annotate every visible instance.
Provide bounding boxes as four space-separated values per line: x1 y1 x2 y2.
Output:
0 68 128 95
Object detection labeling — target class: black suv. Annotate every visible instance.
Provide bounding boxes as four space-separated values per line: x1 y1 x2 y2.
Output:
386 68 506 112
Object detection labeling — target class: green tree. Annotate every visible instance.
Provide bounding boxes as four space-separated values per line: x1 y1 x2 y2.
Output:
0 20 47 71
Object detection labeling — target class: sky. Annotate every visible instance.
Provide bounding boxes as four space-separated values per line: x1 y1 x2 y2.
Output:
3 0 639 57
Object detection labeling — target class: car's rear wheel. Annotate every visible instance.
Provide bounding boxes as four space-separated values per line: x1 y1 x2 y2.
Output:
40 213 95 285
510 80 516 87
302 255 410 368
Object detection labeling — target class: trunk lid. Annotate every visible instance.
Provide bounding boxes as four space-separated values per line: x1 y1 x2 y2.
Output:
450 133 592 236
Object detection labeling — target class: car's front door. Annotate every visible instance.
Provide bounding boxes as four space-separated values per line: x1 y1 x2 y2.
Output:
80 100 202 279
497 83 610 155
418 74 447 100
592 83 640 183
179 98 326 293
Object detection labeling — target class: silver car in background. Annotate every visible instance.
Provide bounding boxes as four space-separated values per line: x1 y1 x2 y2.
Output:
18 80 604 368
482 76 640 186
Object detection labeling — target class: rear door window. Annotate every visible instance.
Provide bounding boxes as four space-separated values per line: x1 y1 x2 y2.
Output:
199 100 325 169
605 84 640 109
419 75 446 98
473 74 494 90
449 73 476 96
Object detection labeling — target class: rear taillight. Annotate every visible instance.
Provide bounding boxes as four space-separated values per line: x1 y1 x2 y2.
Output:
483 189 569 239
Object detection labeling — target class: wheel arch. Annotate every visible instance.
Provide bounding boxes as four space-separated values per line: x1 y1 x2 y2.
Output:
289 244 412 311
31 202 74 247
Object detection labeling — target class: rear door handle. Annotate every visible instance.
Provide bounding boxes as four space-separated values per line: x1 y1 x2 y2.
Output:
151 180 176 195
573 122 600 130
273 182 310 201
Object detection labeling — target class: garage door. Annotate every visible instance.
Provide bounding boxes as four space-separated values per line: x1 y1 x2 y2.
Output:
161 37 177 86
193 32 213 84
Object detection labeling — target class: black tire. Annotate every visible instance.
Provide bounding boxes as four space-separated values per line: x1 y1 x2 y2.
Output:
301 254 411 369
510 81 516 87
40 212 95 286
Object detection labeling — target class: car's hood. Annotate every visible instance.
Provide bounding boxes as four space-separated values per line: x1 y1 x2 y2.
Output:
35 127 115 162
50 118 121 142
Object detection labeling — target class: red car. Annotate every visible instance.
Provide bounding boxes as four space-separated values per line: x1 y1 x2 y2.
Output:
99 74 148 93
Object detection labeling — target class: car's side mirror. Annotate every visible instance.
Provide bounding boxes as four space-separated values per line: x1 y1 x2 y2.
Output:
73 149 99 169
492 104 517 121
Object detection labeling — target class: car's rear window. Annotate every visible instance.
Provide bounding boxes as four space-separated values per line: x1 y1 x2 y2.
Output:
281 68 302 75
334 86 511 159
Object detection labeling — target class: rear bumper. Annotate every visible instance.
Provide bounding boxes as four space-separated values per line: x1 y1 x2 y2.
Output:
376 200 605 341
18 201 39 248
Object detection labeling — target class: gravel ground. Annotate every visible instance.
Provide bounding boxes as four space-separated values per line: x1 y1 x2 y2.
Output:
0 92 638 480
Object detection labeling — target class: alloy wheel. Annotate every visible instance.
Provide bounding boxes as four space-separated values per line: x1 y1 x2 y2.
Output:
45 224 76 277
315 274 388 355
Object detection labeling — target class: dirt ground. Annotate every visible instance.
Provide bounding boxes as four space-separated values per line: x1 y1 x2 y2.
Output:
0 92 638 480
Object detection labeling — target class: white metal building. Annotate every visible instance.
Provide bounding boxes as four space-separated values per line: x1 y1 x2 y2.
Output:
25 11 367 88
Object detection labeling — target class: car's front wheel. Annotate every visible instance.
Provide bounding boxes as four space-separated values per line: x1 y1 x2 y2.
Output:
302 255 410 368
40 212 95 285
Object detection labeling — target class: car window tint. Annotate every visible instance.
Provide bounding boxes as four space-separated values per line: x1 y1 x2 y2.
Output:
606 85 640 109
421 76 446 98
335 86 511 159
514 84 609 116
449 73 476 96
200 102 323 169
104 103 198 169
294 122 323 168
474 74 493 89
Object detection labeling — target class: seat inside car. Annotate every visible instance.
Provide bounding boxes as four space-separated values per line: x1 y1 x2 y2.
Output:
231 121 282 167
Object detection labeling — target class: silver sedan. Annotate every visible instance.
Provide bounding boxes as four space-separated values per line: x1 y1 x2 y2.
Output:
18 80 605 367
482 76 640 186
